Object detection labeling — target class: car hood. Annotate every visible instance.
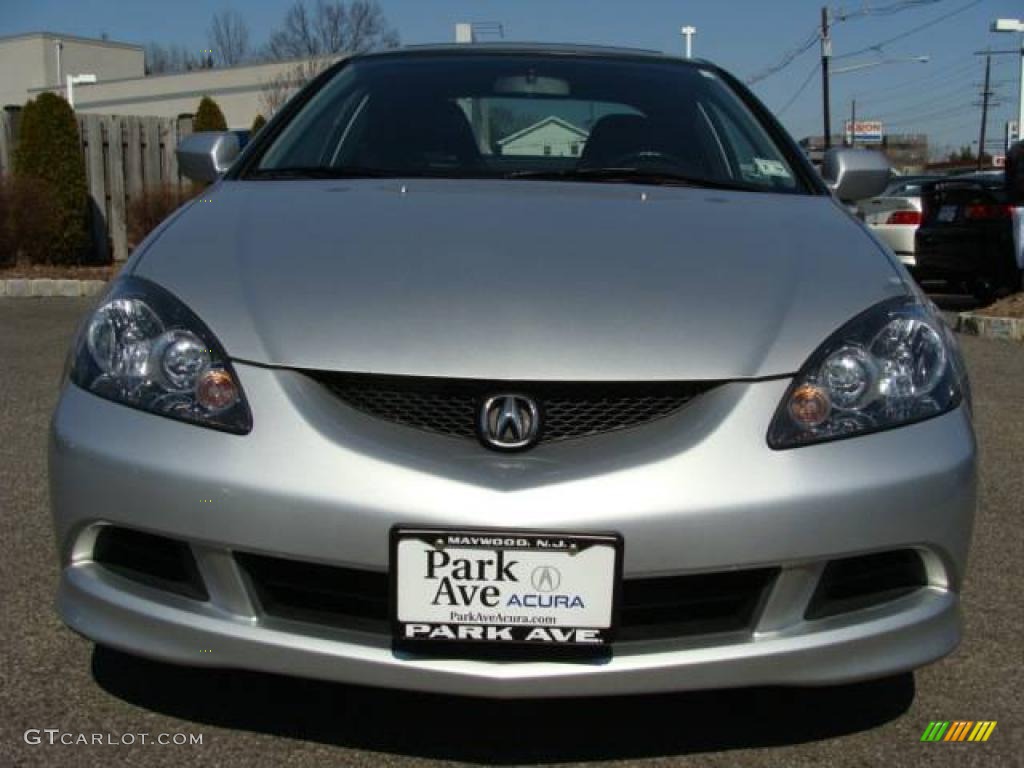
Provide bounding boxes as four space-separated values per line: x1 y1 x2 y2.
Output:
135 179 905 381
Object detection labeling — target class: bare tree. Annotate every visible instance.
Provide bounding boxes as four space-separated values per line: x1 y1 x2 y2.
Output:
260 1 397 116
342 0 399 53
266 0 398 60
145 42 172 74
145 42 200 74
208 9 251 67
259 60 322 116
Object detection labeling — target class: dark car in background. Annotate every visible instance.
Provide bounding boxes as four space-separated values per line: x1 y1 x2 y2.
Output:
915 173 1020 302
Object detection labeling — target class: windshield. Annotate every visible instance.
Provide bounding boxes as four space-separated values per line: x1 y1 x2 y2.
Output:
247 53 806 193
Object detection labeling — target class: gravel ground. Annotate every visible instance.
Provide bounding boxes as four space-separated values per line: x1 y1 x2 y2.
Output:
0 298 1021 767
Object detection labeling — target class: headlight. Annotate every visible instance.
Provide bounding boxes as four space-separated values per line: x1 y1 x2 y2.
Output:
70 276 252 434
768 297 967 449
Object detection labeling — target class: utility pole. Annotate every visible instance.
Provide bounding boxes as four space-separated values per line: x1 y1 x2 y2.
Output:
991 19 1024 152
978 52 992 171
1018 38 1024 149
849 98 856 147
821 7 832 150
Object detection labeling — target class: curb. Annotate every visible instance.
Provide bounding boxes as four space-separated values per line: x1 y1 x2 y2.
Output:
0 279 107 298
955 312 1024 342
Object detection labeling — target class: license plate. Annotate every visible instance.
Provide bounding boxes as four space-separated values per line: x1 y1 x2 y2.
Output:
938 205 958 222
391 527 622 647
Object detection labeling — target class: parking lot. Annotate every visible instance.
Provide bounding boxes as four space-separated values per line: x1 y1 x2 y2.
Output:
1 297 1021 768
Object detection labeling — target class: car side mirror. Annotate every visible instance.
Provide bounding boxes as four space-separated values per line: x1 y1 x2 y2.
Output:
821 148 892 203
176 131 240 183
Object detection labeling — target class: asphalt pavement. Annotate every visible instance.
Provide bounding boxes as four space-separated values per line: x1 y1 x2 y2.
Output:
1 298 1021 767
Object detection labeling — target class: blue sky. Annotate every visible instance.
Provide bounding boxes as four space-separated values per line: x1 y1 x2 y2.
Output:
3 0 1022 156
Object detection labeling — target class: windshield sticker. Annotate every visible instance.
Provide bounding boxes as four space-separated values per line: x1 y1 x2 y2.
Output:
753 158 791 178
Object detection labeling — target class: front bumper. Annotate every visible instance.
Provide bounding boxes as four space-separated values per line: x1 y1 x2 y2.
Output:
50 363 977 698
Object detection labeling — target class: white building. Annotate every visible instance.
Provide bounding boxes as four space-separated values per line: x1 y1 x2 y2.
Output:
3 31 329 130
497 117 589 157
0 32 145 110
36 59 325 129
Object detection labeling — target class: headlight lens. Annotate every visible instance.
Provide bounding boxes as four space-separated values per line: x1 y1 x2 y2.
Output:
768 297 966 449
71 277 252 433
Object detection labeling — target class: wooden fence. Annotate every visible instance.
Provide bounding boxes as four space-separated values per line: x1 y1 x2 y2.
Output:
0 109 17 178
0 111 193 262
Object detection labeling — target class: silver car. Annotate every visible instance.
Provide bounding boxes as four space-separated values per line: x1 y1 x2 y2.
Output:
861 178 935 266
50 45 976 699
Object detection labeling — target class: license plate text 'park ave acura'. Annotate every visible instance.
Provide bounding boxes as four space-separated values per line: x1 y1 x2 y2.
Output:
391 528 622 646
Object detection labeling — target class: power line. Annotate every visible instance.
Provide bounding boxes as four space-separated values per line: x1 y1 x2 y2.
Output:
883 103 977 126
746 27 820 84
884 110 977 129
833 0 942 21
930 116 989 134
847 57 978 100
858 79 976 110
842 55 1018 115
746 0 949 85
867 83 977 117
833 0 984 59
777 61 822 115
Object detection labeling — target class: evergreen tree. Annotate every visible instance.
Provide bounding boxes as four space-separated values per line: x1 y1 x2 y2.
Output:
12 92 90 263
193 95 228 132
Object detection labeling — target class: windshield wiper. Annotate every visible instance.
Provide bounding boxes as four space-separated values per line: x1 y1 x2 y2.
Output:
246 166 400 180
248 165 763 192
505 167 757 192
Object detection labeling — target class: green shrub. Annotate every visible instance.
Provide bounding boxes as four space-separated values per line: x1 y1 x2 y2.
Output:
251 113 267 135
6 177 63 266
127 184 194 251
194 96 228 132
12 92 90 264
0 177 14 267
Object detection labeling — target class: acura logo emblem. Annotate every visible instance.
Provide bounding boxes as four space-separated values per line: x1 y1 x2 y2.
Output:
479 394 541 451
531 565 561 592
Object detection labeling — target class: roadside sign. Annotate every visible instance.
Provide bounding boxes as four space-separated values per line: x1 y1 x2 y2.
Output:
844 120 884 144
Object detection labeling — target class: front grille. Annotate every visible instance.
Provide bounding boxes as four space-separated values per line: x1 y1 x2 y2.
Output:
235 552 778 643
306 372 715 445
619 568 779 641
236 553 388 634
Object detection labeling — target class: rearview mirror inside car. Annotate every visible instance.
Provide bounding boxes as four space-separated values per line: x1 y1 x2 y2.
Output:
493 75 570 96
176 131 240 183
821 148 892 204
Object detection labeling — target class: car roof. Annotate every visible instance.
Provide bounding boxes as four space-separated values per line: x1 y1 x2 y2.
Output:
360 42 702 65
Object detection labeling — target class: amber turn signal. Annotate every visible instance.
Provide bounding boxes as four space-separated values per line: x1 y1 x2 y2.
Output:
788 384 831 428
196 369 240 412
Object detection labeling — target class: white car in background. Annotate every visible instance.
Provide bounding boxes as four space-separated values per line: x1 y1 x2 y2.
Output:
861 177 936 266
